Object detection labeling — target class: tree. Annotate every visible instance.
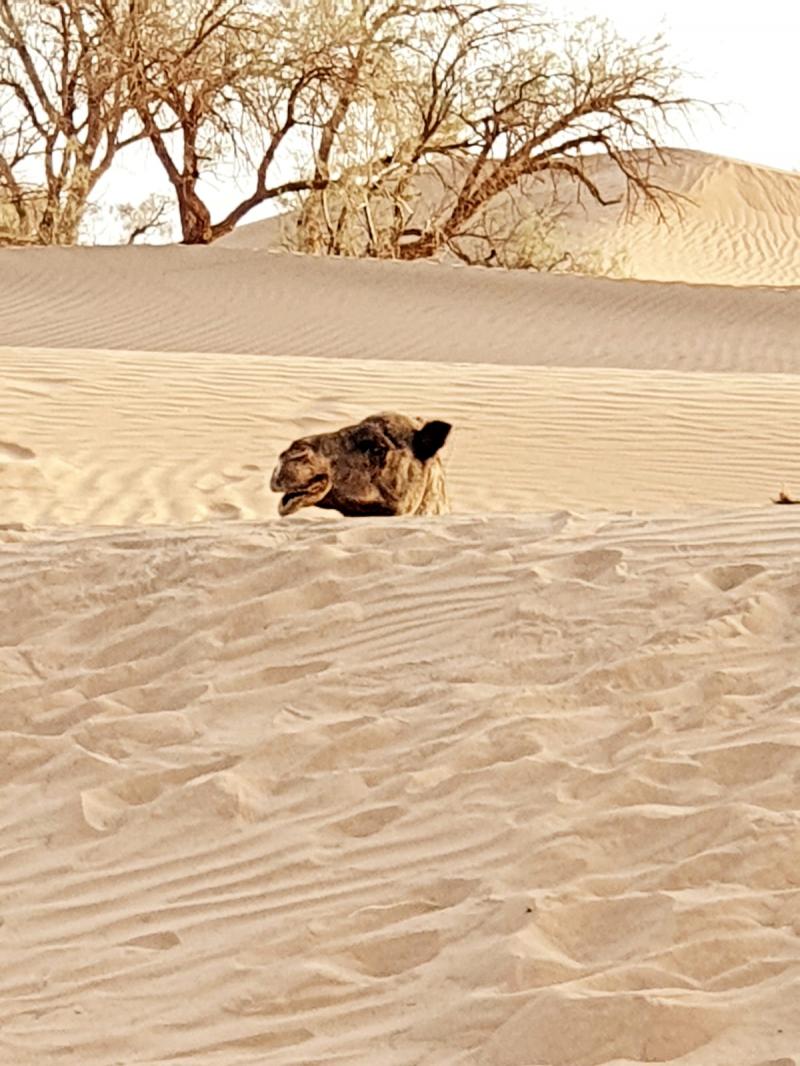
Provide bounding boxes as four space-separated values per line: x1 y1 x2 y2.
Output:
0 0 700 251
128 0 347 244
288 7 697 263
128 0 436 244
110 191 175 243
0 0 144 244
457 186 630 275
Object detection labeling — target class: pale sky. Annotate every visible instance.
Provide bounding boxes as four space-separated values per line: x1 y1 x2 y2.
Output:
562 0 800 170
96 0 800 239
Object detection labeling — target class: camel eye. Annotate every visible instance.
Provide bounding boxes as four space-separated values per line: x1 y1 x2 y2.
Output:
284 443 311 461
354 434 386 460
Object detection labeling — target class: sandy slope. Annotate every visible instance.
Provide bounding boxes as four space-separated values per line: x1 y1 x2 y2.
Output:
535 149 800 287
221 149 800 288
579 150 800 286
1 245 800 374
3 510 800 1065
3 185 800 1066
1 346 799 525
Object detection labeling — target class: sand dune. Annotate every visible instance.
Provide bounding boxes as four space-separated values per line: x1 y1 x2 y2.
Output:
3 509 800 1064
221 149 800 288
1 345 799 525
1 245 800 374
3 144 800 1063
542 149 800 287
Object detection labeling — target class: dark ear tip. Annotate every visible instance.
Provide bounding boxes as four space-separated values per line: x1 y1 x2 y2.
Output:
412 419 452 461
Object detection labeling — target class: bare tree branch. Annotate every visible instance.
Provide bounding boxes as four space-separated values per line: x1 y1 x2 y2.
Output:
0 0 142 243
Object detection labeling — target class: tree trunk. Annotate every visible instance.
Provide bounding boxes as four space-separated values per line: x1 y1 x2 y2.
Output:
177 189 213 244
396 232 439 260
37 191 60 244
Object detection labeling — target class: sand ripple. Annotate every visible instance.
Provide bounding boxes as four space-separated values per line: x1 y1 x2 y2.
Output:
2 512 800 1063
1 347 799 524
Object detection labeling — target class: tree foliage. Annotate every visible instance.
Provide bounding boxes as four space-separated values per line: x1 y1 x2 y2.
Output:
0 0 144 243
0 0 699 252
290 8 696 261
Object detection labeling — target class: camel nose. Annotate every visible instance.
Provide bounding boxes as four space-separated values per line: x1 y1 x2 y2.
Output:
269 464 284 491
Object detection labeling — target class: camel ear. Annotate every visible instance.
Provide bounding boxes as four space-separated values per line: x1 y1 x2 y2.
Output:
412 420 451 461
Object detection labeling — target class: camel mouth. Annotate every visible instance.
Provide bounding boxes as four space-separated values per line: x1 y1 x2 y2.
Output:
277 474 330 515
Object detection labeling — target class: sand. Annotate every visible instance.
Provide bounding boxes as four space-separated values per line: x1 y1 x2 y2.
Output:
220 148 800 289
1 346 799 524
1 242 800 374
535 148 800 288
2 149 800 1064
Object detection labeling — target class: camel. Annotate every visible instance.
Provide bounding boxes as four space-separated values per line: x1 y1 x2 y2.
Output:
270 412 451 517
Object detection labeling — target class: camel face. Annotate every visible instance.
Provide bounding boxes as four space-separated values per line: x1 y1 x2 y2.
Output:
270 413 451 517
270 439 333 515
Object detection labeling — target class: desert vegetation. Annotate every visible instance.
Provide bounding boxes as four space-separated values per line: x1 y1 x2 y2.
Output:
0 0 147 243
0 0 697 257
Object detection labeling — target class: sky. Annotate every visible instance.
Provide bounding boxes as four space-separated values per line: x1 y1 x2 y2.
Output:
562 0 800 170
96 0 800 239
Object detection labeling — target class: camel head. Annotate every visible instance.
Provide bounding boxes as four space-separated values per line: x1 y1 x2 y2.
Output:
270 412 452 517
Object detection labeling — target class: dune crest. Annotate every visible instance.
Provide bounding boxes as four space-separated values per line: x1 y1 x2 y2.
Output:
222 149 800 287
571 150 800 286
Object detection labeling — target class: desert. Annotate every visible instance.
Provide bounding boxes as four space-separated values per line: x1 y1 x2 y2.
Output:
3 3 800 1062
3 158 800 1061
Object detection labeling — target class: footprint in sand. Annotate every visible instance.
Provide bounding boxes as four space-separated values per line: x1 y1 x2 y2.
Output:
123 931 181 950
0 440 35 460
196 467 260 493
328 804 403 838
703 563 766 592
541 547 626 584
208 500 242 518
349 929 442 977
